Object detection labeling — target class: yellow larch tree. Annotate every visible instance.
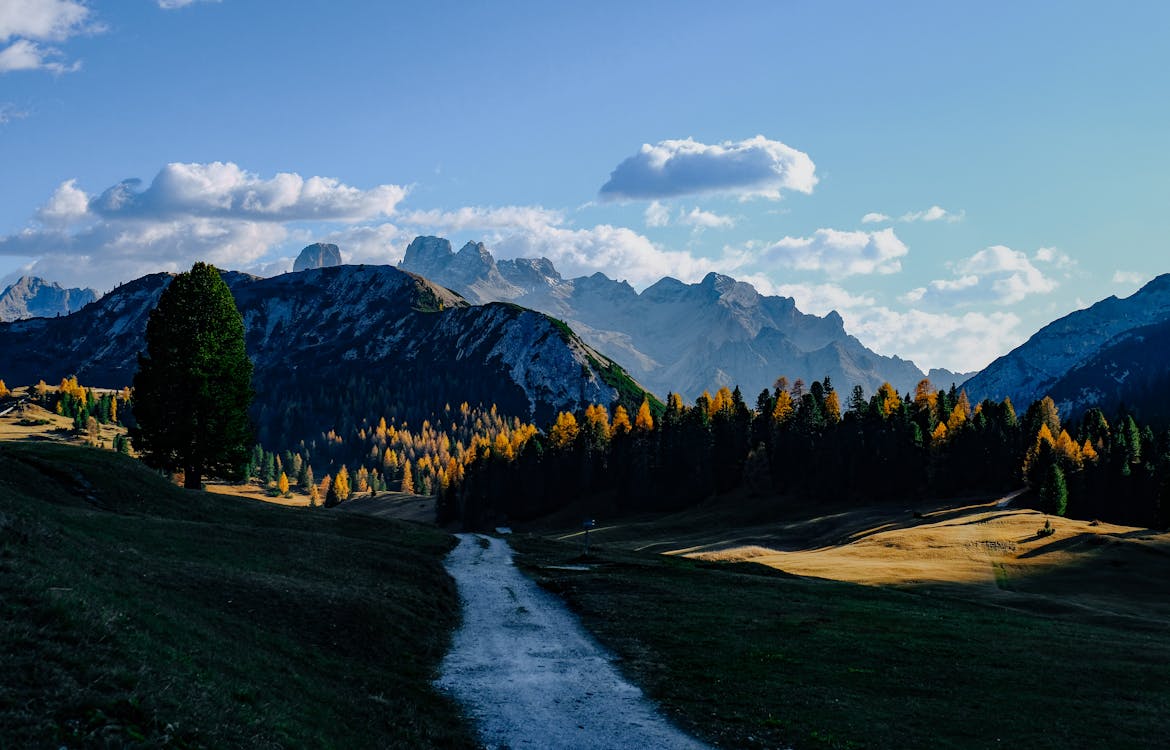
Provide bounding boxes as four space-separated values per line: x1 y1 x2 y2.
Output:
277 471 290 496
875 382 901 418
946 391 971 432
333 465 351 501
772 389 794 424
824 390 841 425
611 405 632 436
0 380 9 398
550 411 580 449
402 460 415 494
635 398 655 432
356 465 370 493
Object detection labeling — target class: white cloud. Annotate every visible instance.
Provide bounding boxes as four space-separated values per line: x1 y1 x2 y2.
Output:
2 163 409 291
320 222 407 265
0 38 79 73
861 212 890 224
0 102 29 124
771 281 876 315
900 205 964 223
489 223 729 287
848 306 1024 374
1112 270 1146 285
36 178 89 224
906 245 1057 307
0 0 93 41
0 0 100 74
157 0 219 8
86 162 407 222
599 135 816 201
644 200 670 228
759 228 908 276
399 205 562 233
679 206 734 230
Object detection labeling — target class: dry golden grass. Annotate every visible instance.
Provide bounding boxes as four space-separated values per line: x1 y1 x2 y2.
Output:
556 492 1170 625
0 393 128 448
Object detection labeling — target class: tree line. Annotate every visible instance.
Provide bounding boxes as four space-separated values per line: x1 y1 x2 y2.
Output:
446 377 1170 530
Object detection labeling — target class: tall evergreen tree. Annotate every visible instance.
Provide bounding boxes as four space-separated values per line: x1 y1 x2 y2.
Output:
130 262 254 490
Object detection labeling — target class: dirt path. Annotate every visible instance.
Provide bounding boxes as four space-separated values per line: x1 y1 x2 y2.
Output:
436 533 711 750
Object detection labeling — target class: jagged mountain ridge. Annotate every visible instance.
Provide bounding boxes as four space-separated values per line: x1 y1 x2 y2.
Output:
399 236 966 398
0 265 652 436
962 274 1170 412
0 276 98 322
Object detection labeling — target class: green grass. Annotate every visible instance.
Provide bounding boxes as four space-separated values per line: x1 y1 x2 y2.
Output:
0 442 474 749
512 535 1170 750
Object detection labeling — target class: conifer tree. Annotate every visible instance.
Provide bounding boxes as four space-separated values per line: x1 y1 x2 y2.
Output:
635 398 655 432
278 471 290 496
0 380 8 398
130 262 254 489
334 465 351 501
402 460 415 493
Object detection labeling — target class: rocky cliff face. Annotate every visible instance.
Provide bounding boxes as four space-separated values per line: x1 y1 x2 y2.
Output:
292 242 343 271
0 276 98 322
962 274 1170 411
0 265 652 435
399 235 951 398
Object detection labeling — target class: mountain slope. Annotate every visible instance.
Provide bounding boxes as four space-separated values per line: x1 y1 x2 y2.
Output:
0 265 654 438
1044 316 1170 424
0 276 98 322
400 235 959 398
963 274 1170 410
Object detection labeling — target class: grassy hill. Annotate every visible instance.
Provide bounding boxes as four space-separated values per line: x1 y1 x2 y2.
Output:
514 495 1170 749
0 442 473 748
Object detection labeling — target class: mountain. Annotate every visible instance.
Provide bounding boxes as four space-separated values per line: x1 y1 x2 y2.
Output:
400 236 955 398
963 274 1170 412
0 276 98 322
293 242 343 271
1044 317 1170 424
0 265 655 443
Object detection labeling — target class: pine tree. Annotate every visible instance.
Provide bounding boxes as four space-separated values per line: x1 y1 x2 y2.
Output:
130 262 254 489
1039 463 1068 516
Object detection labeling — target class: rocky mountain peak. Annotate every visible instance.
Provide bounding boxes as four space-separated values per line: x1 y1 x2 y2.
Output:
293 242 343 272
401 236 455 278
0 276 99 322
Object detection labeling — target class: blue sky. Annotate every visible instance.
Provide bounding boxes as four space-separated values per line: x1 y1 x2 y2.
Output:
1 1 1167 372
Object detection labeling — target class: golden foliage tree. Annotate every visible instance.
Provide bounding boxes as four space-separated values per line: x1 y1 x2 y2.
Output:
402 459 415 493
772 389 794 424
611 405 632 436
875 382 901 418
550 411 580 449
278 471 290 496
0 380 8 398
635 398 655 432
334 465 351 501
824 390 841 425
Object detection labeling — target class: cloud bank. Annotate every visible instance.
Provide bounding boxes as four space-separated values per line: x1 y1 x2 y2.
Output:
600 135 816 201
760 228 908 276
2 162 409 289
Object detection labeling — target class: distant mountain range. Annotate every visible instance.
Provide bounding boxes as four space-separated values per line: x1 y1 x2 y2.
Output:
399 236 969 399
0 276 98 322
963 274 1170 419
0 265 654 444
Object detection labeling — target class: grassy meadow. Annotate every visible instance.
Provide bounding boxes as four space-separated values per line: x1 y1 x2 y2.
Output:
0 441 473 749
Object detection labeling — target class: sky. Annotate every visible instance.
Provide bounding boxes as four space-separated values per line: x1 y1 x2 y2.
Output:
1 1 1168 373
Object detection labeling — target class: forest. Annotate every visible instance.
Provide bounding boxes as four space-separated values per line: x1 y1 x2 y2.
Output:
445 377 1170 531
11 372 1169 533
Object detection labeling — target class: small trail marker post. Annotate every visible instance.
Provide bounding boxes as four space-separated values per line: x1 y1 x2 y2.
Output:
582 518 596 558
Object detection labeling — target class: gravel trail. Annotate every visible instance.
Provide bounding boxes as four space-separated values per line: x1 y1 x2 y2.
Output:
436 533 711 750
